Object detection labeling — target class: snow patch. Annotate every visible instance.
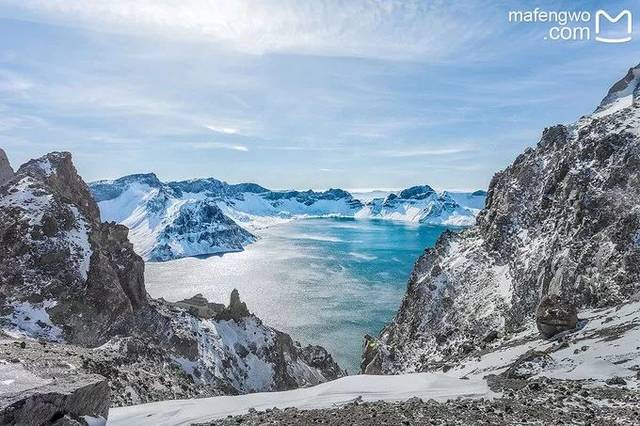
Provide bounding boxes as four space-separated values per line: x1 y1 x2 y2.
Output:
1 300 64 342
592 95 633 119
82 416 107 426
67 206 93 280
0 177 53 226
109 373 494 426
33 157 54 176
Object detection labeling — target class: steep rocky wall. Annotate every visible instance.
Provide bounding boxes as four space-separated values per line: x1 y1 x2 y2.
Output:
362 65 640 375
0 152 146 346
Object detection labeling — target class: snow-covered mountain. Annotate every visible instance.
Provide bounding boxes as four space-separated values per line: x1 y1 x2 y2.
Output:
362 63 640 384
89 177 485 261
0 151 344 419
356 186 485 226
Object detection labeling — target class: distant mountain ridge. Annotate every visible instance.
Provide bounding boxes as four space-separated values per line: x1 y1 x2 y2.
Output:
89 176 486 261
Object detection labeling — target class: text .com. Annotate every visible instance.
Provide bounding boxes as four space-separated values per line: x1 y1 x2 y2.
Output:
508 8 633 43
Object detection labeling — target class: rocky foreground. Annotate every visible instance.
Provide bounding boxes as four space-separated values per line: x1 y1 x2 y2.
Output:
201 377 640 425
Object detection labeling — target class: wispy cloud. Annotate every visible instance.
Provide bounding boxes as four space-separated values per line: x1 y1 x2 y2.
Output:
375 147 470 158
0 71 33 93
204 124 239 135
188 142 249 152
3 0 499 60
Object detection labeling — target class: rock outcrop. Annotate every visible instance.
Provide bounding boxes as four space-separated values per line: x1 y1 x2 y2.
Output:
215 289 250 322
0 373 109 426
0 152 145 346
362 64 640 374
535 294 578 338
0 151 344 407
169 293 225 319
0 335 225 408
0 149 13 187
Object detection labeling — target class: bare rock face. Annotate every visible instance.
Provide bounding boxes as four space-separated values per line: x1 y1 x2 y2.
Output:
535 295 578 338
0 152 147 346
0 148 13 187
0 374 109 426
362 64 640 374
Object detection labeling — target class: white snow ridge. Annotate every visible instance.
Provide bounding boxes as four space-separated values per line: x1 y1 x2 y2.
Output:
89 178 486 261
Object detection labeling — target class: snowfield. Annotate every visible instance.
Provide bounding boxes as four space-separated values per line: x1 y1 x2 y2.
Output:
108 373 494 426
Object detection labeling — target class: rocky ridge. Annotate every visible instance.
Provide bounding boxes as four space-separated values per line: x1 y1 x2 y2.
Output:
362 63 640 378
0 151 344 421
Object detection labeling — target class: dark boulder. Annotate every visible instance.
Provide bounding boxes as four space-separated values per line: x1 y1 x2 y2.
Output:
606 377 627 386
536 295 578 338
0 374 109 426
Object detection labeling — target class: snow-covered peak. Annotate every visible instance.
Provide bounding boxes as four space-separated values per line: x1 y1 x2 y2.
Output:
356 186 484 226
363 61 640 378
91 173 163 202
18 152 71 178
398 185 436 200
592 63 640 118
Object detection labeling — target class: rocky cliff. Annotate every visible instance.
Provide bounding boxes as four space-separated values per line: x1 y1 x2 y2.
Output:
0 149 13 187
0 152 344 410
0 152 145 346
362 64 640 376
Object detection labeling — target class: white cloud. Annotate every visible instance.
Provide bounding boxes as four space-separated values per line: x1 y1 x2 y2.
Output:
4 0 498 60
204 124 239 135
0 71 34 93
189 142 249 152
375 147 469 157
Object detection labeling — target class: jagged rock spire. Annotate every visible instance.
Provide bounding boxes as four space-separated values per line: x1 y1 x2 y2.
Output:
216 288 251 321
0 148 14 186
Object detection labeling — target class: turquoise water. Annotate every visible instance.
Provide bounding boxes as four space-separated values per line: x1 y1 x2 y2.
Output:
144 218 455 372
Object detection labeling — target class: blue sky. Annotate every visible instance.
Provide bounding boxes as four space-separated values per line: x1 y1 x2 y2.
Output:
1 0 639 191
